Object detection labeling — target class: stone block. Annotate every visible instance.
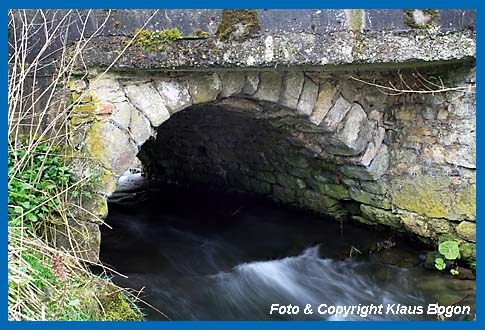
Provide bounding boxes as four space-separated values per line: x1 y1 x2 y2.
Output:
242 72 260 95
89 74 126 103
53 217 101 263
279 71 304 109
399 210 432 238
284 154 309 168
359 178 389 195
320 94 352 132
253 71 283 103
358 126 385 166
250 178 272 195
340 144 389 181
254 171 277 184
311 181 351 200
360 204 403 229
85 121 138 176
310 81 338 125
392 175 476 221
219 72 246 98
334 102 372 155
456 221 476 242
111 101 133 130
273 185 296 202
129 108 154 146
297 77 319 116
71 194 108 224
301 190 343 214
349 186 391 209
275 172 300 189
124 82 170 126
155 78 192 113
445 145 476 169
188 73 222 104
352 215 378 226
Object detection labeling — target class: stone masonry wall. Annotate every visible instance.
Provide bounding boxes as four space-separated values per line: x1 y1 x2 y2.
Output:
66 64 475 263
139 105 352 220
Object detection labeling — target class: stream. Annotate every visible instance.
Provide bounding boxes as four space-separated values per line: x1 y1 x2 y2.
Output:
99 173 475 321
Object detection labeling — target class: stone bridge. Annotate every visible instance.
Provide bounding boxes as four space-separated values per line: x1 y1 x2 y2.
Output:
39 9 476 263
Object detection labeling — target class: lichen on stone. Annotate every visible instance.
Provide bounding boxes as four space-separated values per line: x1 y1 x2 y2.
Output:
403 9 439 29
216 9 261 41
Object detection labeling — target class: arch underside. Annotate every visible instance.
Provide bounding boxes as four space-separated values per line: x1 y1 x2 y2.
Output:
63 67 476 263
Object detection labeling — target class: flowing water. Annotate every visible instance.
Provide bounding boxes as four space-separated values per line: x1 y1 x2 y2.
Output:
99 174 475 321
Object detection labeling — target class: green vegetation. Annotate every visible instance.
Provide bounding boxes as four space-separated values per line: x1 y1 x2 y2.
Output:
128 27 211 51
8 141 74 228
130 28 183 51
8 9 154 321
216 9 261 41
434 240 461 276
8 140 144 320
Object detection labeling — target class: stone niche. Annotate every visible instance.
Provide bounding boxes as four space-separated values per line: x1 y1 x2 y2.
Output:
66 65 476 264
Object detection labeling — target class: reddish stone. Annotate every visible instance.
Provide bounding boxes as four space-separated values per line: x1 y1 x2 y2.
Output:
96 102 113 116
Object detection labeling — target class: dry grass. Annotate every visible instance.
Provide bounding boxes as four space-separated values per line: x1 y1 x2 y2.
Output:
8 9 163 321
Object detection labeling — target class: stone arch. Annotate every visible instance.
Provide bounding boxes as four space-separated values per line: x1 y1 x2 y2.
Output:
70 70 387 194
65 67 475 263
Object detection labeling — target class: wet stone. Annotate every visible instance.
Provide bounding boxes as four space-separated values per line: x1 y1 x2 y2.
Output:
375 248 420 268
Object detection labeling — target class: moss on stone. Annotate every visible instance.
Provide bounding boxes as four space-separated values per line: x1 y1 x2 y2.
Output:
275 172 300 189
459 242 476 262
298 189 345 217
72 103 97 114
352 215 377 226
70 115 96 127
456 221 476 242
188 73 221 103
273 185 296 202
250 178 272 195
71 92 94 104
188 28 209 39
254 171 277 184
392 176 475 221
313 182 350 200
97 282 142 321
360 204 403 230
216 10 261 41
130 28 183 51
284 154 309 169
349 188 391 209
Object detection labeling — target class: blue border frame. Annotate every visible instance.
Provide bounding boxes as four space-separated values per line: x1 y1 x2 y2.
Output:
3 1 480 329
